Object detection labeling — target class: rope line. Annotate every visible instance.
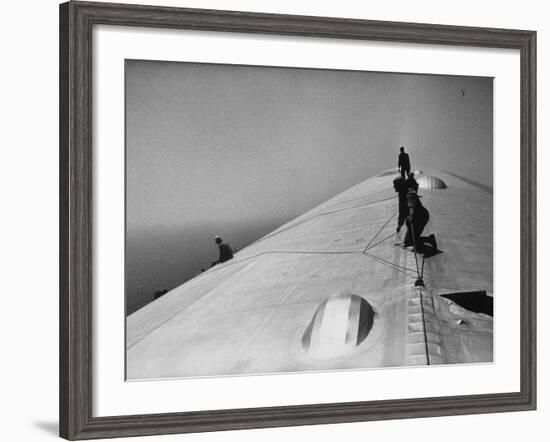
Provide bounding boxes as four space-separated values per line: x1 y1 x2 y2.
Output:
363 232 399 252
410 224 430 364
363 252 415 276
251 195 396 247
364 253 411 277
363 250 418 274
362 211 398 253
421 255 426 280
201 192 427 286
363 252 417 278
202 244 419 280
418 287 431 366
320 187 395 213
257 250 362 256
199 248 366 278
409 222 423 282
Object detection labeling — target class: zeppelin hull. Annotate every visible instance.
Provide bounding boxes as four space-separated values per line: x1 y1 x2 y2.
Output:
127 169 493 379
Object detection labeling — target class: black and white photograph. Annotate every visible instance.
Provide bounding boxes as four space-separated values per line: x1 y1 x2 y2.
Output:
2 0 542 440
125 60 494 380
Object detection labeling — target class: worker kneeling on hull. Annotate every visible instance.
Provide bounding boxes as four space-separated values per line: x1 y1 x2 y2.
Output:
404 188 437 254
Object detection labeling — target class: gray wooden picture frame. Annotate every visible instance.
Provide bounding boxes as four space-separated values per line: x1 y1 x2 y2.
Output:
59 1 537 439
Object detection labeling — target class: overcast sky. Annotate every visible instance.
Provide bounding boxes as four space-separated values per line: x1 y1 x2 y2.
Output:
125 60 493 314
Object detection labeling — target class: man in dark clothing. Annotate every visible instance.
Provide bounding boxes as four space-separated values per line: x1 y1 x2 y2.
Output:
398 146 411 179
393 177 409 233
406 172 419 192
211 236 234 267
404 189 437 253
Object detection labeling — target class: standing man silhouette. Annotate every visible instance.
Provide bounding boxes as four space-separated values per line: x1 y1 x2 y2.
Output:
393 177 408 233
398 146 411 179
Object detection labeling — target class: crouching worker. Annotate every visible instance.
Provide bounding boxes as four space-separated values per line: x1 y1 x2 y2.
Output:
211 235 234 267
404 188 437 254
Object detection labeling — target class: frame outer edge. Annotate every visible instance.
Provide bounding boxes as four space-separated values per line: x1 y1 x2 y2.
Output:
530 32 537 411
521 30 537 410
59 1 70 439
75 0 531 49
60 1 95 439
78 0 94 437
59 1 537 439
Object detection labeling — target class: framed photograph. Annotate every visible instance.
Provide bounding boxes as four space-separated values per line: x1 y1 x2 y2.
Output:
59 1 536 439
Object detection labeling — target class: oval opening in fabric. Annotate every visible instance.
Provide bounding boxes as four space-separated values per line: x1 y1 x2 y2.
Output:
302 292 375 359
418 175 447 189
